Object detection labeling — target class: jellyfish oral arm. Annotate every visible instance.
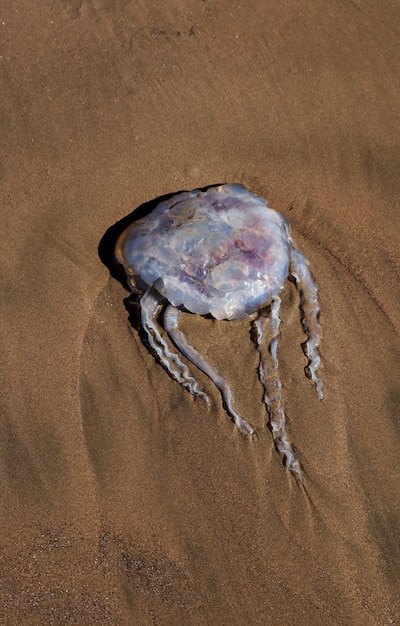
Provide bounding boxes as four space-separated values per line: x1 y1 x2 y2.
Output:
140 289 209 403
163 304 254 436
252 298 303 481
290 247 324 400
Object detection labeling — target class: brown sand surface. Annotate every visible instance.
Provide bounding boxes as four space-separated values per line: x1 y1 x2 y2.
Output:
1 1 399 623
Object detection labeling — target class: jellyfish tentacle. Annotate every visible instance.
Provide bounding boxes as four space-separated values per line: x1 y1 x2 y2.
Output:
164 304 254 436
141 289 209 403
290 247 323 399
252 297 303 481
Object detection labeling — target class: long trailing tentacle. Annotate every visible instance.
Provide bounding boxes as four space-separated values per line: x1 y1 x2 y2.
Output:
140 289 209 403
164 304 254 436
252 297 303 481
290 247 323 399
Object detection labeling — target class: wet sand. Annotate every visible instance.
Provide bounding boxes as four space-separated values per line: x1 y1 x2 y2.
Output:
0 1 399 623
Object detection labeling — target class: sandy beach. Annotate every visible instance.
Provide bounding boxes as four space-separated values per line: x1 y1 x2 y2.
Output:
0 1 399 623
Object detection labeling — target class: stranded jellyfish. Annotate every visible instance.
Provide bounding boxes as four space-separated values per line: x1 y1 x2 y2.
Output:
115 184 323 481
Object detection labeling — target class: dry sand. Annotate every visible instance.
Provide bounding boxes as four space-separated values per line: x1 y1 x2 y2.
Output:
1 1 399 624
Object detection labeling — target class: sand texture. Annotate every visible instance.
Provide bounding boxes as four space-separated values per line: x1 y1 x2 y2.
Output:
1 1 399 624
